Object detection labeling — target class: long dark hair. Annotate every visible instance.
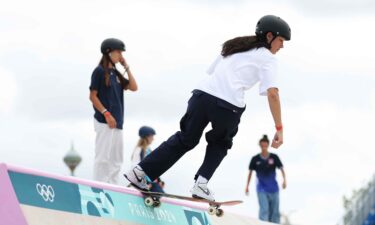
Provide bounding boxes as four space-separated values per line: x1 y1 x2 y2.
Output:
99 55 129 88
221 35 268 57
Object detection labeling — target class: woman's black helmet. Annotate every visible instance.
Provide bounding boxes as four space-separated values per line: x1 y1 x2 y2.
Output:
101 38 126 54
255 15 291 41
139 126 156 138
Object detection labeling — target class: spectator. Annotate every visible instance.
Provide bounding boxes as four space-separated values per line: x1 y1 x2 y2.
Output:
89 38 138 184
131 126 164 193
245 134 287 223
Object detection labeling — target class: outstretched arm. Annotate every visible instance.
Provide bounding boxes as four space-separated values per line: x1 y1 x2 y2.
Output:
245 170 253 195
267 88 283 148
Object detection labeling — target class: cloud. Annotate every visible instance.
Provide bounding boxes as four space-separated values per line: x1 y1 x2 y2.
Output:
287 0 375 15
0 67 17 113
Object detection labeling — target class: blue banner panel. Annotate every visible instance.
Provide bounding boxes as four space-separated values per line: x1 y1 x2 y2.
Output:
9 171 82 214
8 171 212 225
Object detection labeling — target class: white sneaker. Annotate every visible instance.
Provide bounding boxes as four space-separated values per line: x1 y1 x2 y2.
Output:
124 165 150 191
190 181 215 202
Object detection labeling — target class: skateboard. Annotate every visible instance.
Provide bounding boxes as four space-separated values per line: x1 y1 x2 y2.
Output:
134 187 242 217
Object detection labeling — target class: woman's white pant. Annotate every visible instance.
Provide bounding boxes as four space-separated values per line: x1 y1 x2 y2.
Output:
93 119 123 184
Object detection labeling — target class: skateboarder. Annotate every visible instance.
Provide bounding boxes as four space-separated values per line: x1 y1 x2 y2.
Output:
89 38 138 184
125 15 291 201
245 134 286 223
131 126 164 193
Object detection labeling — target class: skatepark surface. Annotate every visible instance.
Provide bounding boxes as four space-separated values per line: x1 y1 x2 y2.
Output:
0 163 274 225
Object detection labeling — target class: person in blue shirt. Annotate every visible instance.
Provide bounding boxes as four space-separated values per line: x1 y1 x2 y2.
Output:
245 134 287 223
89 38 138 184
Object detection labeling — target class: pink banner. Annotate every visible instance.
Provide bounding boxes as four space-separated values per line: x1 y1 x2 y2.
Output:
0 163 28 225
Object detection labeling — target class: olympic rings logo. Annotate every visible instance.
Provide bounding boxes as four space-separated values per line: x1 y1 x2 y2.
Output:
36 183 55 202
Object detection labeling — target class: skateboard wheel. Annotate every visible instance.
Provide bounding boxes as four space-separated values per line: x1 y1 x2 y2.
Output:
153 200 161 207
216 208 224 217
208 206 217 215
144 197 154 207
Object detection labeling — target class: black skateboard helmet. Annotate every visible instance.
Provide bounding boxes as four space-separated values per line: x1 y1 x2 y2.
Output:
139 126 156 138
101 38 126 54
255 15 291 41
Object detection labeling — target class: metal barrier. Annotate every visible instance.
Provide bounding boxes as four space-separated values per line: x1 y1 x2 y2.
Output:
340 175 375 225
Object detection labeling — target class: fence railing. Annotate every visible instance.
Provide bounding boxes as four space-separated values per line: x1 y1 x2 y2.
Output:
340 175 375 225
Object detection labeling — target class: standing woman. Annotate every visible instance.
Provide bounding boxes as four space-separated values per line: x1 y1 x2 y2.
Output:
125 15 290 201
131 126 164 193
89 38 138 184
245 135 287 223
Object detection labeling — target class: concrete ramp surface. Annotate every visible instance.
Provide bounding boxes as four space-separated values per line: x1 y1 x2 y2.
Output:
0 163 273 225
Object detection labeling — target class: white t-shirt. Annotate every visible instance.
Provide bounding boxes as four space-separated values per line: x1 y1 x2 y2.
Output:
131 147 151 167
197 47 278 108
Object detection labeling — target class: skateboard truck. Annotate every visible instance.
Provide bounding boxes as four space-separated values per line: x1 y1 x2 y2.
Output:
208 204 224 217
144 195 161 208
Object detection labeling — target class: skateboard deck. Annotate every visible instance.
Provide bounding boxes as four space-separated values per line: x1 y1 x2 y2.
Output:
132 186 242 217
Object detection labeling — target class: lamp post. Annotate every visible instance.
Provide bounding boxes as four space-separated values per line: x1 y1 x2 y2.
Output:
63 141 82 176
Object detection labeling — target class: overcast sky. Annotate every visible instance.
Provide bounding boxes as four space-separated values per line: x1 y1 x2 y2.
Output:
1 0 375 224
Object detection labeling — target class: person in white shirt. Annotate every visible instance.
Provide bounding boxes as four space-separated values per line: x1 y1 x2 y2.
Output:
125 15 291 201
131 126 164 193
131 126 156 167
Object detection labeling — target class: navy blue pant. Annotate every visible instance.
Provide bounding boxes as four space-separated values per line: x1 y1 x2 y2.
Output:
139 90 245 181
150 182 164 193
